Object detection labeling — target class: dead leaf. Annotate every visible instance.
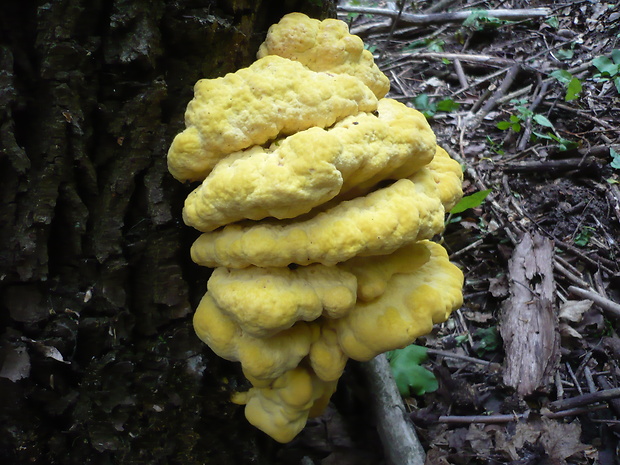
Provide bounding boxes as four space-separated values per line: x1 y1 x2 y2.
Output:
466 424 493 456
539 417 588 461
22 337 70 364
559 300 593 323
559 323 583 339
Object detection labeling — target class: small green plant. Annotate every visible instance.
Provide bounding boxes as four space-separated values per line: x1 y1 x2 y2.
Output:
364 43 377 54
496 100 556 132
496 114 524 132
497 99 577 151
554 44 576 61
545 16 559 28
574 226 596 247
457 327 501 356
486 136 505 155
551 70 582 101
592 49 620 93
388 344 438 396
404 38 445 53
462 10 505 31
532 131 578 151
412 94 460 118
472 327 501 356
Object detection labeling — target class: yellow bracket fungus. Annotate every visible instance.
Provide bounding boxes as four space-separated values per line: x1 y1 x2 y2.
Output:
182 98 436 232
168 12 465 443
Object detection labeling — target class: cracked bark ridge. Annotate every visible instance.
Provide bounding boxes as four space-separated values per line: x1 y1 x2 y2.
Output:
500 232 560 396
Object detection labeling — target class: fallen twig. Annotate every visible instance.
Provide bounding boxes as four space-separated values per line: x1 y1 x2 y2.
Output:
397 51 515 66
338 6 551 25
517 80 549 152
360 355 426 465
567 286 620 318
426 348 493 366
465 64 521 130
549 387 620 412
501 157 599 173
432 404 607 424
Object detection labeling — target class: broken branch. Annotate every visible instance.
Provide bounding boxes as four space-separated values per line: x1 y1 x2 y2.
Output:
338 7 551 25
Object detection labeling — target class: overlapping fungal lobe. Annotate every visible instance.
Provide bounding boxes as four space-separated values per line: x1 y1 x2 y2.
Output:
167 55 378 182
182 98 436 232
167 12 465 443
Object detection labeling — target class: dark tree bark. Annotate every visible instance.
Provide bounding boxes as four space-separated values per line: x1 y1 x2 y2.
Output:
0 1 335 463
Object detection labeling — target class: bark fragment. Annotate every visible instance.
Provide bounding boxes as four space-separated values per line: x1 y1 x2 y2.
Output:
500 232 560 396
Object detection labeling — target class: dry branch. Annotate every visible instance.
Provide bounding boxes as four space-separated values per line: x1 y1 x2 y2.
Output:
568 286 620 319
359 355 426 465
549 387 620 412
338 6 551 25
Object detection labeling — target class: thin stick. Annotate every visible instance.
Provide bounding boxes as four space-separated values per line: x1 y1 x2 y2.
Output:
360 355 426 465
378 1 404 61
568 286 620 318
517 80 548 151
466 64 521 130
338 6 551 25
434 404 607 424
501 157 599 173
426 348 492 366
549 387 620 412
453 58 468 89
398 51 515 66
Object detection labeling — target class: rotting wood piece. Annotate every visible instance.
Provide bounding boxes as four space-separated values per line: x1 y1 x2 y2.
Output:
500 232 560 396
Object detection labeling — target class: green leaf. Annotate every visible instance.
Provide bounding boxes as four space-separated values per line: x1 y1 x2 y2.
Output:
436 98 461 112
550 71 582 101
532 132 577 151
532 131 552 140
546 16 559 28
473 327 500 356
574 226 595 247
427 39 445 53
555 48 574 61
615 76 620 94
450 189 492 214
551 69 573 85
412 93 436 118
533 114 554 128
610 148 620 169
612 49 620 64
593 56 619 76
388 345 438 396
496 121 511 130
566 77 582 101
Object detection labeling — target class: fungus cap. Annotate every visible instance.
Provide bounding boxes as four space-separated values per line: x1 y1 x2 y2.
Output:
258 12 390 98
167 55 377 182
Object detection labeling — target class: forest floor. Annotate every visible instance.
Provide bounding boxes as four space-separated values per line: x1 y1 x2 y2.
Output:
278 1 620 464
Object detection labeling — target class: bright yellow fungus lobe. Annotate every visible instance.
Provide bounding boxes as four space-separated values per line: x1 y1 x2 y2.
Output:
167 12 464 443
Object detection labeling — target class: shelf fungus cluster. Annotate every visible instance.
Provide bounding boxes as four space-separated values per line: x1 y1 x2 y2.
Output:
167 13 464 443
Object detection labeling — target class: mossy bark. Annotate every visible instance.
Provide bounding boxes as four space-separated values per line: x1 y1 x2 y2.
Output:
0 1 335 463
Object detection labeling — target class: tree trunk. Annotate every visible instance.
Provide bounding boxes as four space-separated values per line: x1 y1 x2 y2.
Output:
0 1 335 463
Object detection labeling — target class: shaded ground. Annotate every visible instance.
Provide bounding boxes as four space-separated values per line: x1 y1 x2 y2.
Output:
281 1 620 464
